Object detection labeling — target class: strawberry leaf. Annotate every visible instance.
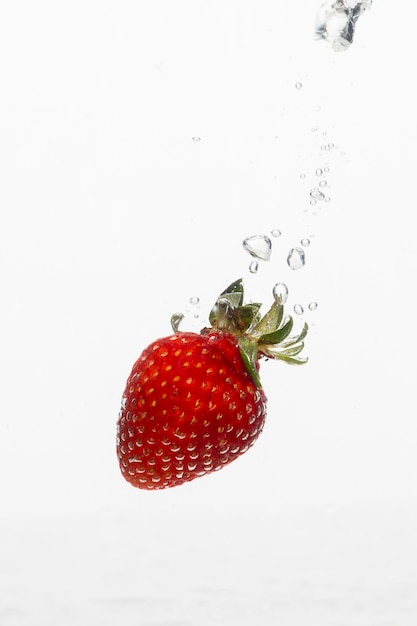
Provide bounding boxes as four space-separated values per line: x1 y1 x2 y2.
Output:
259 317 293 345
238 336 261 387
220 279 244 307
234 303 262 332
171 312 185 333
252 302 284 338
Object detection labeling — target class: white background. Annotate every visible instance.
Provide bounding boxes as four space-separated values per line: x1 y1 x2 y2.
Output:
1 1 416 624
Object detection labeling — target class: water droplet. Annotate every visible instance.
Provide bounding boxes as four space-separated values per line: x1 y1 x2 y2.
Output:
287 247 306 270
300 238 310 247
294 304 304 315
316 168 323 176
295 82 302 89
192 136 201 142
310 188 325 201
189 296 200 306
249 260 259 274
243 235 272 261
308 302 318 311
271 228 281 238
273 283 289 305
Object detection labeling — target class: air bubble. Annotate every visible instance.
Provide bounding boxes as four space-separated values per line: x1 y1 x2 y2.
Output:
300 238 310 247
273 282 289 305
243 235 272 261
310 188 325 201
287 247 306 270
192 136 201 142
308 302 318 311
294 304 304 315
189 296 200 306
319 180 327 187
249 260 259 274
316 168 323 176
271 228 281 238
295 82 303 89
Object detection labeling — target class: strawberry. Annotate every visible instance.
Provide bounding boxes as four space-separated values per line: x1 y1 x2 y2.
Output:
117 279 308 490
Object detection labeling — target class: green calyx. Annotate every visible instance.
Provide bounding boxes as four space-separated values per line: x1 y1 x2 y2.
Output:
206 278 308 387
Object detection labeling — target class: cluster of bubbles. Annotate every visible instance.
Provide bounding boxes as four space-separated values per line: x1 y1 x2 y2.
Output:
300 163 332 208
242 230 318 317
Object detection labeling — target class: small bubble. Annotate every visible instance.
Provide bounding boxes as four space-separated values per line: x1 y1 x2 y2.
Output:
300 173 306 179
287 247 306 270
295 82 302 89
310 199 317 206
189 296 200 306
308 302 318 311
319 180 327 187
271 228 281 238
243 235 272 261
324 166 330 173
311 126 318 132
310 188 325 201
192 136 201 142
300 238 310 247
249 261 259 274
273 282 289 305
316 168 323 176
325 196 331 203
294 304 304 315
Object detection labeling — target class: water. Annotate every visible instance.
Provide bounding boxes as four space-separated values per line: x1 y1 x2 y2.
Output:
315 0 372 51
2 505 416 625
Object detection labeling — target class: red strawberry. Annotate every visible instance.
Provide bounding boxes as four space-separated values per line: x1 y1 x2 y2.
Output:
117 279 308 490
